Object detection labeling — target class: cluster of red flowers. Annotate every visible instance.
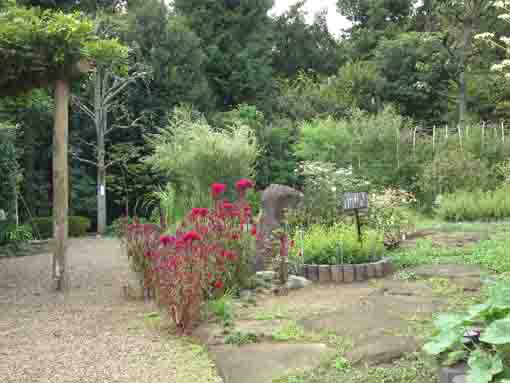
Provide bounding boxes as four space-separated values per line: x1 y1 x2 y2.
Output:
145 179 256 334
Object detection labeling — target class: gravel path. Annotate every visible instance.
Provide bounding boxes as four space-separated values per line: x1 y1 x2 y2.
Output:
0 238 221 383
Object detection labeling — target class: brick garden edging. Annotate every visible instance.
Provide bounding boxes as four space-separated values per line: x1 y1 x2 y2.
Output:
297 258 394 283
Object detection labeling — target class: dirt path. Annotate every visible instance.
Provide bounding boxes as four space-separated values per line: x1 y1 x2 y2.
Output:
0 238 221 383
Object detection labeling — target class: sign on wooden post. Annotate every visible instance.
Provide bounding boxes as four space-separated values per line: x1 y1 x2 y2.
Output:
343 192 369 243
343 192 368 211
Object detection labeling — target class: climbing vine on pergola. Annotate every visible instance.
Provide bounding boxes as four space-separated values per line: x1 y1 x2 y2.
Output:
0 4 127 289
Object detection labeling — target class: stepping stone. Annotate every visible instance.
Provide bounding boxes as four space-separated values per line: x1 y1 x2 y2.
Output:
300 305 407 339
210 343 334 383
371 280 438 297
300 294 443 340
408 265 483 280
346 334 419 365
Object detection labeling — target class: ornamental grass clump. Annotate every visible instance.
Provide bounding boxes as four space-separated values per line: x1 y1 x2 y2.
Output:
148 180 257 334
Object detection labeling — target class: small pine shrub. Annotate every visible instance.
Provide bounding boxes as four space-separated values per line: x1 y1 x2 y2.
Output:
437 186 510 222
32 216 91 239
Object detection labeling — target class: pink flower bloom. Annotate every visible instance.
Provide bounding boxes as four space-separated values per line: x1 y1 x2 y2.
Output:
183 231 201 243
211 183 227 198
160 235 176 246
235 179 254 192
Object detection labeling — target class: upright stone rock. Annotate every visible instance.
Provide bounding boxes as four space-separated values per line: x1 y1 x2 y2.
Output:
255 184 302 271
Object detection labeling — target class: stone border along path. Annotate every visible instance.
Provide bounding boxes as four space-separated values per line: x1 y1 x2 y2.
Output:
194 264 485 383
0 238 221 383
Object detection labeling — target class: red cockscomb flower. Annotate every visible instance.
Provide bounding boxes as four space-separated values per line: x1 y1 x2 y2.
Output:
235 179 254 192
250 225 257 236
222 201 234 210
211 183 227 198
191 208 209 219
214 280 224 289
182 231 201 243
159 235 176 246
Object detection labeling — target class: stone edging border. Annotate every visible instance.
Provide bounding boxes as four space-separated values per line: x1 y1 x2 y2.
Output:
296 258 394 283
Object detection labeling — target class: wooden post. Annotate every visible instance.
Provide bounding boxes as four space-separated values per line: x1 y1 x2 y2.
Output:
502 121 505 143
482 121 486 153
457 123 463 150
432 125 436 154
413 126 417 156
53 79 70 290
354 209 362 244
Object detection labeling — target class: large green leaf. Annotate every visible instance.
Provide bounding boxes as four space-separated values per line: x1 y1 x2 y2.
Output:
434 313 467 331
467 304 491 320
480 318 510 345
423 329 463 355
467 350 504 383
488 282 510 309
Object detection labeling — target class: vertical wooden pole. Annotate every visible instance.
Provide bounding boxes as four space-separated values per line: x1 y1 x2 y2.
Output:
482 121 486 154
413 126 417 156
457 123 463 150
354 209 362 244
432 125 436 154
53 79 70 290
502 121 505 144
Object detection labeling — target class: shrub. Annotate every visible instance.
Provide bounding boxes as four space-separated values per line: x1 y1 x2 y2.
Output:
419 149 492 202
290 224 384 265
436 187 510 222
32 216 91 239
0 223 33 248
287 161 370 227
146 106 259 210
366 188 417 248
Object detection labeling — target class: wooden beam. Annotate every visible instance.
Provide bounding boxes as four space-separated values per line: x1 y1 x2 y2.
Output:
53 78 70 290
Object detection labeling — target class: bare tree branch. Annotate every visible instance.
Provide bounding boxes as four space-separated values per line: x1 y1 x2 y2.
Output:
103 71 146 105
72 95 95 122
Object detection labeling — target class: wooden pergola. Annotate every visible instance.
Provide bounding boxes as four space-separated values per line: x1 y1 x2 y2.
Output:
0 4 126 290
1 61 91 289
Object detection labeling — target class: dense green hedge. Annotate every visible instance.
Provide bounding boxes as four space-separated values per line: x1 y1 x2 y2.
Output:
32 216 92 239
437 187 510 221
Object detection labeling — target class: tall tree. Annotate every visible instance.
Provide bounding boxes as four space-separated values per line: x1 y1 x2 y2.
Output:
128 0 213 123
272 2 341 77
174 0 275 112
72 46 142 235
437 0 496 125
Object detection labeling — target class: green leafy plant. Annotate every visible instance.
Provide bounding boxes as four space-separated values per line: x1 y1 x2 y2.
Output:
423 280 510 383
272 322 306 341
208 291 235 328
0 223 33 249
224 331 259 346
290 224 384 265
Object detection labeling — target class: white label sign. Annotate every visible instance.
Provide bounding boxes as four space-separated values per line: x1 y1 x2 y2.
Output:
100 185 105 196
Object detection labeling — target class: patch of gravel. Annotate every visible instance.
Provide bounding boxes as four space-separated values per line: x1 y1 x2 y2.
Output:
0 238 221 383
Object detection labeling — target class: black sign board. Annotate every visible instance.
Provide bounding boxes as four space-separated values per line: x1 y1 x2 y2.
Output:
343 192 368 211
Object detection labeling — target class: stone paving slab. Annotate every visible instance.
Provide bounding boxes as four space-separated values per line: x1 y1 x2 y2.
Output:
408 264 483 279
210 343 334 383
346 334 419 365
